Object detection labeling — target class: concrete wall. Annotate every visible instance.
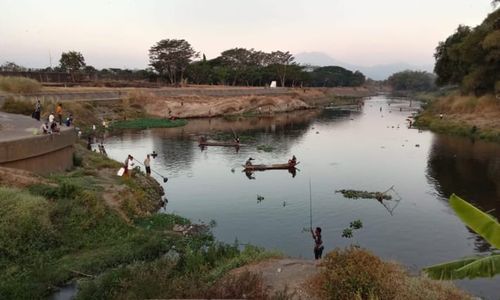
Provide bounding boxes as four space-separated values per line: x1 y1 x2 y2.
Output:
0 129 77 175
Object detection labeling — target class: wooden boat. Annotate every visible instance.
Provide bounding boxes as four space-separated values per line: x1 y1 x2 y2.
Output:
199 141 241 147
243 162 298 171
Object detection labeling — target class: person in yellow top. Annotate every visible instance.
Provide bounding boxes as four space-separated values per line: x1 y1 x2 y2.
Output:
56 103 63 125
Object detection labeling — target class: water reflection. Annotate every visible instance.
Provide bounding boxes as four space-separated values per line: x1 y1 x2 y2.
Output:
103 97 500 299
427 135 500 253
427 134 500 218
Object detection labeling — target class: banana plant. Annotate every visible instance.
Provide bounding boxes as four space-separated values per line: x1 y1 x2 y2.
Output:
423 194 500 280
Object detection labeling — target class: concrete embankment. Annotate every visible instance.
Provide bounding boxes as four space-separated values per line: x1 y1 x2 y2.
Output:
0 112 76 174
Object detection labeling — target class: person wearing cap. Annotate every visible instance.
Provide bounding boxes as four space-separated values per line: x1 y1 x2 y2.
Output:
245 157 254 166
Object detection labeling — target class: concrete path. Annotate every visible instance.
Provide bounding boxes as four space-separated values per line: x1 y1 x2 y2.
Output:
0 111 71 142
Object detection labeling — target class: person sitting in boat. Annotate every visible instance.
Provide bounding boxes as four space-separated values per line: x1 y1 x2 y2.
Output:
288 155 297 166
199 136 207 144
245 157 254 166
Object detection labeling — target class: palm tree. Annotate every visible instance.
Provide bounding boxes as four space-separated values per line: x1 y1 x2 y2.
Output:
424 194 500 279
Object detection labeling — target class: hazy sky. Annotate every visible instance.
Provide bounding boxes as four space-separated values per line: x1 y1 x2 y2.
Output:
0 0 494 69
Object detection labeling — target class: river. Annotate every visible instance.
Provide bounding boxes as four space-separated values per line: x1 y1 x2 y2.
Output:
103 95 500 299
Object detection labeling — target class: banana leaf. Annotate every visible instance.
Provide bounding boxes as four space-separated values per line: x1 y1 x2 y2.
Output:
424 254 500 280
449 194 500 249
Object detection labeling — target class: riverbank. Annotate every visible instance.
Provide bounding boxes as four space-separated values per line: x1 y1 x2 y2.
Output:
0 143 279 299
414 92 500 142
1 86 375 128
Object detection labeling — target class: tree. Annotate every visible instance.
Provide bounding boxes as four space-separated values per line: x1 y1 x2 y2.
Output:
268 51 294 87
387 70 436 91
0 61 26 72
149 39 198 85
434 9 500 95
219 48 254 85
424 194 500 280
59 51 86 82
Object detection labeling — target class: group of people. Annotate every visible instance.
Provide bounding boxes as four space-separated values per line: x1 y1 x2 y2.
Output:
33 100 74 135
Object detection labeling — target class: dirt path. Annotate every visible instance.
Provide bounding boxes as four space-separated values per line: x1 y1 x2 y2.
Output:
230 258 320 299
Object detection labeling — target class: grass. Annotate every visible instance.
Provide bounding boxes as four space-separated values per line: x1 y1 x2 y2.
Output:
109 118 187 130
414 92 500 142
307 246 471 300
0 144 277 299
0 76 42 94
1 97 34 116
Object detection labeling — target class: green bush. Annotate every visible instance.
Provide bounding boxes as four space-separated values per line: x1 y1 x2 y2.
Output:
0 187 55 258
1 97 34 116
0 76 42 93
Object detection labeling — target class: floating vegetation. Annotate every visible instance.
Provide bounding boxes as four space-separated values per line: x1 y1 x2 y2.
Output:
211 132 256 142
336 189 392 200
342 219 364 239
342 228 353 238
110 118 187 130
350 220 363 230
257 144 275 152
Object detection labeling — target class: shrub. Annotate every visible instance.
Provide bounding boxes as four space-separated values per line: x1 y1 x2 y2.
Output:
0 187 55 258
308 247 470 300
0 76 42 93
1 97 34 115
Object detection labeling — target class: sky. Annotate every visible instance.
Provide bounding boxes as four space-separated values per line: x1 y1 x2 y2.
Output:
0 0 495 69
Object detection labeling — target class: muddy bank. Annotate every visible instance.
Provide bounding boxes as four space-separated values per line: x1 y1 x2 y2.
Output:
130 87 373 119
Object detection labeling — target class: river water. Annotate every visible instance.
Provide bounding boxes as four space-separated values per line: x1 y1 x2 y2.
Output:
103 95 500 299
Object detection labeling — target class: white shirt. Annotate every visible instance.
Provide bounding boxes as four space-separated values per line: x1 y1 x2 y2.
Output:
49 114 55 122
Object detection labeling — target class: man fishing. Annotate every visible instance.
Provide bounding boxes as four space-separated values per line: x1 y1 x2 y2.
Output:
311 227 324 260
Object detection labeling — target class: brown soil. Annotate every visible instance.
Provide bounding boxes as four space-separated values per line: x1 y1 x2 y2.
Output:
228 258 320 299
0 166 51 188
133 87 373 119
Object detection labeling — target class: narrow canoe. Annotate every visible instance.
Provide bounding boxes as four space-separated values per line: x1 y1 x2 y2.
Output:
243 162 298 171
199 141 241 147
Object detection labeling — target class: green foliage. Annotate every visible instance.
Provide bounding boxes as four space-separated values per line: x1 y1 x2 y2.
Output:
1 97 35 115
350 220 363 230
0 76 42 94
134 213 189 231
424 194 500 280
59 51 86 72
76 243 280 299
0 187 56 258
434 9 500 94
109 118 187 129
387 70 436 91
341 228 353 238
308 66 366 87
149 39 198 84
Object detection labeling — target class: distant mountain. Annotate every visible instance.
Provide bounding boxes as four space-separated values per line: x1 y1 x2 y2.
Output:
294 51 433 80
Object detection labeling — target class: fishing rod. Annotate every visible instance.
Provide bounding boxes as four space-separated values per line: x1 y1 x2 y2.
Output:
133 158 169 183
309 178 313 230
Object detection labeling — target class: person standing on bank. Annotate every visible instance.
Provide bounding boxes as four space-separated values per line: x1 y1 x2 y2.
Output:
124 155 134 177
34 99 41 121
144 154 151 176
311 227 324 260
56 103 63 125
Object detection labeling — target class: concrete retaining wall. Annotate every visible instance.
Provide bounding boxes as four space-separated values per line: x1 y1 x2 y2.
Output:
0 129 77 174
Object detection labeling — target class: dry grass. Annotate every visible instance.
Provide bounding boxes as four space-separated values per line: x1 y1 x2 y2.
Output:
307 247 471 300
0 76 42 94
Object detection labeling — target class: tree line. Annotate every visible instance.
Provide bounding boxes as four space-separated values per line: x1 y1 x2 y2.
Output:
1 40 366 87
434 8 499 95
